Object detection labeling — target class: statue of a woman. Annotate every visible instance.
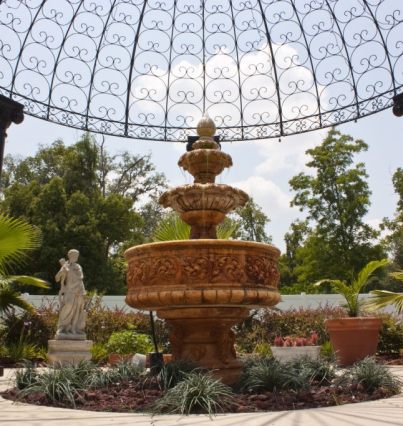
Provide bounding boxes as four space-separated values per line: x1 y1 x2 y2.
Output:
55 249 86 338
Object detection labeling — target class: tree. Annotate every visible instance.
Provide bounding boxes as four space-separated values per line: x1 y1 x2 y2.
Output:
382 168 403 269
278 219 309 288
229 198 272 243
288 128 384 284
1 134 164 294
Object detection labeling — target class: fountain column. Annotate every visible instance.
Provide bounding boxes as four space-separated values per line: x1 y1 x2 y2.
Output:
125 115 281 384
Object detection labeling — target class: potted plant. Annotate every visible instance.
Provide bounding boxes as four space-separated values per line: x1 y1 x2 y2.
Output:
271 332 320 362
315 259 389 366
106 330 153 365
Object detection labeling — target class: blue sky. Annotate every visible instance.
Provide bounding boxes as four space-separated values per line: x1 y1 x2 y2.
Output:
5 106 402 253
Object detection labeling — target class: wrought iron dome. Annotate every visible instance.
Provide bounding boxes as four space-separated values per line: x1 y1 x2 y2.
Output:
0 0 402 142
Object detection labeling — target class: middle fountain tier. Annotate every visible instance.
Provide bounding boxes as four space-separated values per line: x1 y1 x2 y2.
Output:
125 114 281 385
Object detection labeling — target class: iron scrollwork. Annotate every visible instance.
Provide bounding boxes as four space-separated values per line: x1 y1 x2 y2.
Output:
0 0 402 142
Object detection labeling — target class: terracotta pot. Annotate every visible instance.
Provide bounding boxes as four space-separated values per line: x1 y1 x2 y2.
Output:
325 317 383 366
108 354 134 365
163 354 172 363
271 346 321 363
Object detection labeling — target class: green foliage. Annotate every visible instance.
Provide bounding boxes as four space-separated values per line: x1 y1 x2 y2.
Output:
314 259 390 317
229 198 272 243
0 214 49 314
90 342 109 364
151 372 236 417
15 361 38 390
85 294 153 345
18 360 92 407
152 212 236 242
236 357 310 393
288 128 385 286
278 219 309 288
156 359 202 391
366 270 403 314
235 306 346 353
2 304 58 349
2 135 165 294
377 313 403 354
106 330 152 355
286 355 336 384
336 357 401 395
320 342 335 361
15 359 145 407
7 341 38 363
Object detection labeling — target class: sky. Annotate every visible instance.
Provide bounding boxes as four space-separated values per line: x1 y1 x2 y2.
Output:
5 106 402 253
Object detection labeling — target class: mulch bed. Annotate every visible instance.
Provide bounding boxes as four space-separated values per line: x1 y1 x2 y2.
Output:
375 353 403 365
0 379 394 414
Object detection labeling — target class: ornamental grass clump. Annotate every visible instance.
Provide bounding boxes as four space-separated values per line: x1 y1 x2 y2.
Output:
235 356 310 393
156 358 202 391
150 372 236 418
286 355 337 384
336 357 402 395
14 361 38 390
18 363 88 407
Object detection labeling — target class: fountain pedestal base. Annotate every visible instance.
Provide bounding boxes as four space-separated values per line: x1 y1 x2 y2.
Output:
158 307 249 385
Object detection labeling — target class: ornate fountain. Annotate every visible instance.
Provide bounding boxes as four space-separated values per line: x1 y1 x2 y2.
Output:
125 115 281 384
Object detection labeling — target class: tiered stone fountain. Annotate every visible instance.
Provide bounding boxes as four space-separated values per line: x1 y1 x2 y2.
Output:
125 115 281 384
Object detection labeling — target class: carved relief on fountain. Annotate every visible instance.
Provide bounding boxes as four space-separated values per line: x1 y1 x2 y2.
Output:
125 114 281 385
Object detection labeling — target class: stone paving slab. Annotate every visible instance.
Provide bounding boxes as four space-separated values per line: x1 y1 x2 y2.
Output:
1 367 403 426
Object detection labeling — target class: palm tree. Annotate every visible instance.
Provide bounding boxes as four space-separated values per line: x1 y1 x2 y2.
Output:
314 259 390 317
0 214 49 315
366 271 403 314
152 212 236 242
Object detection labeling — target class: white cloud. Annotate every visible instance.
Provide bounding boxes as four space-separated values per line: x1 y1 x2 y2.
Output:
229 176 296 219
253 129 326 175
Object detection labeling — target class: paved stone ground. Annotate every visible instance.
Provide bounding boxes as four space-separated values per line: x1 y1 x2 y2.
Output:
1 366 403 426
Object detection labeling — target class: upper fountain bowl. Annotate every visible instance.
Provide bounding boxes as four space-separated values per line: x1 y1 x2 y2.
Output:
178 150 232 184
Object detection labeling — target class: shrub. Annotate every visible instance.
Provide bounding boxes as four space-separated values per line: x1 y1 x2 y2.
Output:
106 330 153 355
336 357 402 394
1 295 170 353
2 303 58 349
90 342 109 364
235 305 346 353
150 372 236 417
236 356 310 393
377 313 403 354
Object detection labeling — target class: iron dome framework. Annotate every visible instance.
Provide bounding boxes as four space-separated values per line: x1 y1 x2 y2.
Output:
0 0 402 142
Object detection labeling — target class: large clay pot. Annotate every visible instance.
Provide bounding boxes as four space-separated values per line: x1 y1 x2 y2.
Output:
325 317 383 366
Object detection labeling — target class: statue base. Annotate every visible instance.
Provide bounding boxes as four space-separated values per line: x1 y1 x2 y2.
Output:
55 333 86 340
48 339 93 365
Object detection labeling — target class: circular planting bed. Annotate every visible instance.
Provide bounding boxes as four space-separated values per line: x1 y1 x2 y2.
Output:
1 356 402 416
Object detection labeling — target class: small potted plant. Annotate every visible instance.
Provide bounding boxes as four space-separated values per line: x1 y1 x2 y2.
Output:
106 331 153 365
315 259 389 366
271 332 320 362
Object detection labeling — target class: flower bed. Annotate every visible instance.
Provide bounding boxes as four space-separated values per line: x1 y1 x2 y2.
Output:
1 357 401 416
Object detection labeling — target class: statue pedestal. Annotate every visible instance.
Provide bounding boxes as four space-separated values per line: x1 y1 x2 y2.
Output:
48 339 93 365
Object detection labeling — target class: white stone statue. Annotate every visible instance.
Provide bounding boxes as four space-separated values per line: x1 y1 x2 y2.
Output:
55 249 87 339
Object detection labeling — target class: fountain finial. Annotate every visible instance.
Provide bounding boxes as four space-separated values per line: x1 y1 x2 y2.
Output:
193 113 219 150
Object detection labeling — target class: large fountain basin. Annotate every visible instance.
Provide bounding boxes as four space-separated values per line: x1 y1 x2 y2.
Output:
125 239 281 311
